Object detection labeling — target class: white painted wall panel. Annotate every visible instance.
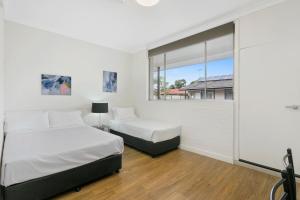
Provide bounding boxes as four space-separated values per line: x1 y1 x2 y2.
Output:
0 5 4 161
5 22 133 113
239 0 300 49
239 0 300 172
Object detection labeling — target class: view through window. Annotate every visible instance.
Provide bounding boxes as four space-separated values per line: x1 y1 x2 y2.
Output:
149 29 234 101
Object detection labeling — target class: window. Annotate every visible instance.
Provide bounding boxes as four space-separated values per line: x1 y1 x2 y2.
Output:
148 23 234 101
165 43 205 100
224 88 233 100
201 89 215 99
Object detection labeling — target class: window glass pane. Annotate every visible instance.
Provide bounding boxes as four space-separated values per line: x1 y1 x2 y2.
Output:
149 54 165 100
206 89 215 99
206 34 234 100
149 27 234 101
225 88 233 100
165 43 205 100
201 89 215 99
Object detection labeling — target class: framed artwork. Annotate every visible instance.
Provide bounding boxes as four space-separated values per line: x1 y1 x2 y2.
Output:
103 71 117 93
41 74 71 95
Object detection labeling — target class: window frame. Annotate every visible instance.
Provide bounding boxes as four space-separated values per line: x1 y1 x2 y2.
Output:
148 23 234 102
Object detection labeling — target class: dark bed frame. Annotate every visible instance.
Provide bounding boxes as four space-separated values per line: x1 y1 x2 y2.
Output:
110 129 180 157
0 154 122 200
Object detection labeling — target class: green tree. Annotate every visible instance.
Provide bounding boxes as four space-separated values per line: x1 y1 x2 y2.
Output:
169 84 175 89
190 80 197 85
175 79 186 89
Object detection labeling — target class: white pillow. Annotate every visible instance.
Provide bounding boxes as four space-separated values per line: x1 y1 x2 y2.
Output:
48 111 85 128
113 107 137 120
5 111 49 133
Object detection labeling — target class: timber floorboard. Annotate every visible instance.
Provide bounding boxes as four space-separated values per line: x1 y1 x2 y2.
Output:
55 147 300 200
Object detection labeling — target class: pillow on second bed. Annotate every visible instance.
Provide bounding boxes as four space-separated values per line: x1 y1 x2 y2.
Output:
48 111 85 128
113 107 137 120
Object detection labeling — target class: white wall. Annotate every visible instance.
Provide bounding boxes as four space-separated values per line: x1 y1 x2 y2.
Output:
131 51 234 163
132 0 300 165
0 4 4 157
5 21 133 115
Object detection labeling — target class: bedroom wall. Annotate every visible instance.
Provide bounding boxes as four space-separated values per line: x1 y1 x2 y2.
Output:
129 0 292 165
4 21 133 116
0 3 4 157
131 51 234 163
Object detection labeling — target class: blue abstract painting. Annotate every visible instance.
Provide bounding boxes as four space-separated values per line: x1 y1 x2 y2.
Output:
41 74 71 95
103 71 117 93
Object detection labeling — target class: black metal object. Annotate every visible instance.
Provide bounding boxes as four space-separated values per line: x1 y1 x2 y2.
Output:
0 154 122 200
239 159 282 173
270 148 297 200
239 159 300 178
110 129 180 157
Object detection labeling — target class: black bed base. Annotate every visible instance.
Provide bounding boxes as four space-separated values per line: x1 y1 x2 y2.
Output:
0 154 122 200
110 130 180 157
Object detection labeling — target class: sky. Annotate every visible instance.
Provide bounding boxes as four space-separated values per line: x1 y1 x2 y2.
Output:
165 57 233 86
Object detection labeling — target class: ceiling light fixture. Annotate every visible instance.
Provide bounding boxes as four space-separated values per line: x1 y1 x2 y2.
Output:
136 0 160 7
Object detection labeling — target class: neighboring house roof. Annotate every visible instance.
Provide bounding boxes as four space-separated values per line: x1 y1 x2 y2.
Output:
182 75 233 90
161 89 186 95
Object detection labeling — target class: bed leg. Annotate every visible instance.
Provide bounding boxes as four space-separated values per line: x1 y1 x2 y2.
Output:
115 169 120 173
74 187 81 192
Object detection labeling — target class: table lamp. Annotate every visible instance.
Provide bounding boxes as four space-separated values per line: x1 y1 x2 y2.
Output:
92 102 108 128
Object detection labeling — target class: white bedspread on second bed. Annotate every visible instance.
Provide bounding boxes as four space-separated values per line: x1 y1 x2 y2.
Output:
110 118 181 143
1 126 123 187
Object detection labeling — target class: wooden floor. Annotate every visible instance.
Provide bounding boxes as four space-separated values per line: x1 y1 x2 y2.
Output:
56 147 300 200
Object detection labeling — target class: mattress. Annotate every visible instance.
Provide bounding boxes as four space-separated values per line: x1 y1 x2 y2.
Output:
1 126 124 187
110 118 181 143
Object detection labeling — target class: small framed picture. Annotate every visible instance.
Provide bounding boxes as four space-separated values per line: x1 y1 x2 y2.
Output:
103 71 117 93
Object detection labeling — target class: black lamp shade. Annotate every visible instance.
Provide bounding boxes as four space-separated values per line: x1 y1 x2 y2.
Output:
92 103 108 113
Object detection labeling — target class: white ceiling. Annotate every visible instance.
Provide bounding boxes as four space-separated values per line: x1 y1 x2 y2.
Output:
3 0 281 53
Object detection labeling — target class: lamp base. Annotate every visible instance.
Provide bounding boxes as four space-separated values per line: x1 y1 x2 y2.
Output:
95 125 110 132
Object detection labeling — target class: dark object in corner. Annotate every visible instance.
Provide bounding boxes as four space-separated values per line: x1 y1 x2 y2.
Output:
0 154 122 200
270 148 297 200
110 129 180 157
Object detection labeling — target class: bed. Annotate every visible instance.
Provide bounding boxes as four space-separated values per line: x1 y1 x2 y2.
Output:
110 108 181 157
0 111 124 200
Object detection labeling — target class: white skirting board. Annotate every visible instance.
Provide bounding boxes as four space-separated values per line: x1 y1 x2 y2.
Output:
179 144 233 164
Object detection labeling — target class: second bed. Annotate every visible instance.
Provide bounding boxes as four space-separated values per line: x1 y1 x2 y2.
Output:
109 108 181 157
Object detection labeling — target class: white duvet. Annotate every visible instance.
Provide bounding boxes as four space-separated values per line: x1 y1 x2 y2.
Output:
1 125 124 187
110 118 181 143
